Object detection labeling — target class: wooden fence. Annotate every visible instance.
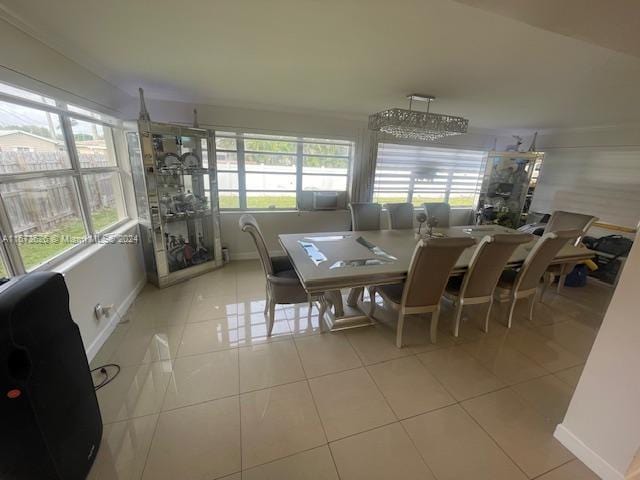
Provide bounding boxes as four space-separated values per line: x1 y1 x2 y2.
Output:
0 151 118 234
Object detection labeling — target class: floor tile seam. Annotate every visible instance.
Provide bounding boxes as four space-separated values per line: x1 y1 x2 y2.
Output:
139 404 162 480
500 330 581 372
160 391 242 415
175 344 240 360
182 314 240 325
529 458 577 479
239 442 335 478
412 351 464 402
505 381 572 427
457 398 532 479
289 338 339 477
459 343 556 385
396 414 443 480
416 347 510 398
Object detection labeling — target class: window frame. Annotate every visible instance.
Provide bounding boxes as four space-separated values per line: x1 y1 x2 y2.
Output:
0 88 130 275
214 130 353 211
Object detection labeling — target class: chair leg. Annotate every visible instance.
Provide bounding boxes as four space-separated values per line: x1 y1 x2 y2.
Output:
528 293 536 321
430 307 440 344
506 297 517 329
541 272 553 301
556 274 566 294
307 294 313 322
396 312 405 348
264 285 270 314
452 300 463 337
483 300 493 333
267 297 276 336
369 287 377 319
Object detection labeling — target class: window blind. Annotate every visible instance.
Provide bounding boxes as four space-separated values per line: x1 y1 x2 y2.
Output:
373 143 486 207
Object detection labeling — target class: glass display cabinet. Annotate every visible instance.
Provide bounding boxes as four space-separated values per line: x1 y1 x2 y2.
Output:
476 151 544 229
126 121 223 287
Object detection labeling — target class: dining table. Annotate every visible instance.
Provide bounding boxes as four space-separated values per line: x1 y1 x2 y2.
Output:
278 224 595 332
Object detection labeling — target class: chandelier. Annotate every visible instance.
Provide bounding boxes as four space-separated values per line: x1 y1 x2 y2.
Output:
369 94 469 141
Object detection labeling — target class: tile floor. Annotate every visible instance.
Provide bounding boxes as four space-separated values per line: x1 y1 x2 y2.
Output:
88 260 610 480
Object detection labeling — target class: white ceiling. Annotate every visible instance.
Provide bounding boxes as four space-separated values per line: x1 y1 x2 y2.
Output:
2 0 640 130
451 0 640 60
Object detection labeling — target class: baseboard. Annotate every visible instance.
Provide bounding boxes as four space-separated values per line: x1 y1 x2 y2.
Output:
554 424 624 480
230 250 284 261
85 277 146 362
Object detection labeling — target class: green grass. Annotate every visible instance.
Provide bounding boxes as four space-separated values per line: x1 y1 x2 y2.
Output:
218 194 296 209
91 207 119 232
18 207 119 271
373 196 475 207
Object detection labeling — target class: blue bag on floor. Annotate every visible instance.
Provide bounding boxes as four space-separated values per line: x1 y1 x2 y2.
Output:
564 264 588 287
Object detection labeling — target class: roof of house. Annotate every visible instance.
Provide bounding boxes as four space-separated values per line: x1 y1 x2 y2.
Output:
0 129 64 145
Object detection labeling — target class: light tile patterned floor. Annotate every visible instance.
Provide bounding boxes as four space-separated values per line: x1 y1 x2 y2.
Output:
89 260 608 480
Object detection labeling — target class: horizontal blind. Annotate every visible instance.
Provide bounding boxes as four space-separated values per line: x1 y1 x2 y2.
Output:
373 143 486 206
530 147 640 229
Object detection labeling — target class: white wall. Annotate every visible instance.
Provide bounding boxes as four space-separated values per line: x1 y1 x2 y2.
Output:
54 222 146 360
533 125 640 232
0 17 130 115
554 230 640 479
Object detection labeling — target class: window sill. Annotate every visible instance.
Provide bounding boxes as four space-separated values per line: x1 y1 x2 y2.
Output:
220 209 349 215
46 219 139 275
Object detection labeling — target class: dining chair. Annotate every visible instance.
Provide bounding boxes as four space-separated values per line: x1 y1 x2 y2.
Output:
349 202 381 231
239 214 313 335
542 210 598 293
369 236 476 348
444 233 532 337
384 202 414 229
494 229 582 328
423 202 451 228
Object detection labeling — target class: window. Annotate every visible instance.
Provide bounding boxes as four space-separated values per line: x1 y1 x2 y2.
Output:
372 143 486 208
215 132 352 210
0 82 129 274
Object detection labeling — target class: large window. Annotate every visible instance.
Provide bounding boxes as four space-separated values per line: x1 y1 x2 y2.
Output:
0 83 129 274
215 132 352 210
372 143 486 208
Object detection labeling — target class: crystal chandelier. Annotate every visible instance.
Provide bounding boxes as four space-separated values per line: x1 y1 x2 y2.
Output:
369 94 469 141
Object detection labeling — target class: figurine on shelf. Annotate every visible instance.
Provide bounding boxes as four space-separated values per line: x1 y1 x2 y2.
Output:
183 240 195 267
427 216 439 237
416 212 427 236
160 193 173 217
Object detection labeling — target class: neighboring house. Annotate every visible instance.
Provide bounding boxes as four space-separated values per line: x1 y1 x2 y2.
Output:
0 130 65 153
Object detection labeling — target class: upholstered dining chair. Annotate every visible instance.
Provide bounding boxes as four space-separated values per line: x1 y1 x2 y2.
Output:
369 236 476 348
494 229 582 328
542 210 598 293
444 233 532 337
423 202 451 228
384 202 414 229
349 202 381 231
239 214 313 336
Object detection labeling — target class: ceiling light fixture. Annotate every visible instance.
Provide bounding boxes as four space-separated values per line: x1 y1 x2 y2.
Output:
368 94 469 141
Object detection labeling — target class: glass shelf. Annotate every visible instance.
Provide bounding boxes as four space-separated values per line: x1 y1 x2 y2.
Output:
162 210 213 223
